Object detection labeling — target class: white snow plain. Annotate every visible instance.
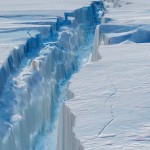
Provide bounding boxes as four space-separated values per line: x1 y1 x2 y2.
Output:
57 0 150 149
0 0 94 11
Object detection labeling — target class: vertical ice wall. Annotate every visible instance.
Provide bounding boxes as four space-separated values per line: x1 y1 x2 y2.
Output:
0 1 104 150
91 25 101 62
57 103 84 150
57 1 106 150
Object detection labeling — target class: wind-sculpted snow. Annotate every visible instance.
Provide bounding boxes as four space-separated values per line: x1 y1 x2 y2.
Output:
0 1 103 150
60 44 150 150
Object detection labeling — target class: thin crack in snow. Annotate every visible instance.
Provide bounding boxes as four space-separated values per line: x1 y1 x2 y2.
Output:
98 74 117 136
98 105 114 136
82 74 117 144
27 29 32 37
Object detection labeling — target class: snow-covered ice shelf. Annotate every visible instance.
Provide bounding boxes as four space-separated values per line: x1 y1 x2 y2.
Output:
58 44 150 149
57 0 150 149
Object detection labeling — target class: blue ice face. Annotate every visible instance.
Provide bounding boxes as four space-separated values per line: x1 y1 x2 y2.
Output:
0 1 104 149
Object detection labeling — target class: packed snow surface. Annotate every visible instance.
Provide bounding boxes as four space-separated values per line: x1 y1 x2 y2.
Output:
59 44 150 149
0 0 95 11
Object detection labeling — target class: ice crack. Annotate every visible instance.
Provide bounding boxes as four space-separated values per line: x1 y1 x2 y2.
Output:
82 74 117 144
98 74 117 136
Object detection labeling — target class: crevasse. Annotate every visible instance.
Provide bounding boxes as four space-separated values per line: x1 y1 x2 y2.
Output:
0 1 104 150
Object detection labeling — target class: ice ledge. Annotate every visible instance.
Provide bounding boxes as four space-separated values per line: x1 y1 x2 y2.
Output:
57 44 150 149
57 0 150 149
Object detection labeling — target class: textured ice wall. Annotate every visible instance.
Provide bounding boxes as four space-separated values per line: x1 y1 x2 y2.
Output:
57 103 84 150
91 25 101 62
0 1 104 150
56 1 106 150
